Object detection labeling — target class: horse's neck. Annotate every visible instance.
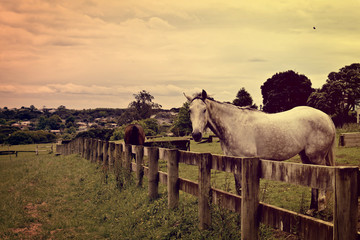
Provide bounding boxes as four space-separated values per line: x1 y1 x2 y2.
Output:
205 100 249 141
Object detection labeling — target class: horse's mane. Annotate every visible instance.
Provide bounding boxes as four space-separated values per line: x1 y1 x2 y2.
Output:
192 92 259 112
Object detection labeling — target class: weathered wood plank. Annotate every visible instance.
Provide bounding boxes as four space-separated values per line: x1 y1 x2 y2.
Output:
212 188 241 213
212 154 242 173
333 167 358 240
178 150 199 166
198 153 212 229
147 147 159 200
179 178 198 196
167 149 179 209
102 141 109 166
131 162 136 172
260 202 333 240
260 160 335 190
159 171 167 185
135 146 144 187
124 144 132 174
241 158 260 240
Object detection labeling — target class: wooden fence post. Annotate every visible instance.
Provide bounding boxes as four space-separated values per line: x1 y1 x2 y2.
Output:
115 143 123 168
88 139 92 161
76 138 80 154
198 153 212 230
66 142 69 155
97 140 103 163
71 139 75 154
241 158 260 240
135 145 144 187
148 147 159 200
92 139 98 163
124 144 132 174
167 149 179 209
103 141 109 166
87 138 92 160
109 142 116 168
333 167 358 240
79 137 84 158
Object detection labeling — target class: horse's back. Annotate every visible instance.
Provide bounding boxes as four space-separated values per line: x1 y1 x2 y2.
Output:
124 124 145 145
253 106 335 160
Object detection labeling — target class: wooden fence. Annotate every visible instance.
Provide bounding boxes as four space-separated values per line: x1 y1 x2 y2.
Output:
56 138 359 240
339 132 360 147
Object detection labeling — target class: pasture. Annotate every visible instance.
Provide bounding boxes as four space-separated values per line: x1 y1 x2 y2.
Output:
1 128 360 239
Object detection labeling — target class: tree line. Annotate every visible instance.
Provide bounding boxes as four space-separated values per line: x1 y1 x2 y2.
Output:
174 63 360 136
1 63 359 144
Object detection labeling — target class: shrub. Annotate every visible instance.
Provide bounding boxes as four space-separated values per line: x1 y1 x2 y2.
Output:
7 131 33 145
6 130 56 145
76 127 114 141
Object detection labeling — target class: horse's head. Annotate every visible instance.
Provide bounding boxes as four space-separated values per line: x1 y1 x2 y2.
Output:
184 90 209 142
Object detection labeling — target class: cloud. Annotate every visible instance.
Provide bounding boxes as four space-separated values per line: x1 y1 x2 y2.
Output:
1 0 360 110
0 83 186 97
0 84 55 94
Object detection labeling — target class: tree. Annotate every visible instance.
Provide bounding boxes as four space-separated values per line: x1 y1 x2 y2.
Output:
233 88 257 109
171 102 192 136
37 116 48 130
307 63 360 126
7 131 33 145
48 115 62 130
261 70 314 113
128 90 161 120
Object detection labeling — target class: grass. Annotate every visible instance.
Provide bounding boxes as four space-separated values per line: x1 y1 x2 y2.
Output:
0 144 245 239
1 127 359 239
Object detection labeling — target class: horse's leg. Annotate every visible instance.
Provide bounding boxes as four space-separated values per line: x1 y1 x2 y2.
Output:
299 150 319 213
234 173 242 195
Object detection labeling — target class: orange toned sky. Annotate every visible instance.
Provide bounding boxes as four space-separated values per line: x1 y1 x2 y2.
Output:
1 0 360 109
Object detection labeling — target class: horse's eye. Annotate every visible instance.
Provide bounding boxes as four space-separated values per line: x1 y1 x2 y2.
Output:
203 109 206 113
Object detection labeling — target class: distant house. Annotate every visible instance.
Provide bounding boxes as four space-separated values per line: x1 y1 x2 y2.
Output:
50 130 61 135
78 125 88 132
11 123 21 128
107 123 118 128
21 121 31 127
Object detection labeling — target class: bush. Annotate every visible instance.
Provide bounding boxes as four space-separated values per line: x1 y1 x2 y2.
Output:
110 126 126 141
76 127 114 141
6 130 56 145
7 131 33 145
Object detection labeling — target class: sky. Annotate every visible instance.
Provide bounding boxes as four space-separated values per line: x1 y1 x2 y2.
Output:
1 0 360 110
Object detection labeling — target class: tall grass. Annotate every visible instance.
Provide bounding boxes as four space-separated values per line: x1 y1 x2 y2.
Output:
2 134 359 239
0 145 247 239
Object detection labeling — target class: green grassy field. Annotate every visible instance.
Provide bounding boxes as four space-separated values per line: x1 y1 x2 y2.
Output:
1 129 359 239
0 144 246 239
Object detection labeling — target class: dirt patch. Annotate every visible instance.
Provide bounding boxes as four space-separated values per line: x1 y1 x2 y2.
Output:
11 202 47 238
24 202 47 219
12 223 42 238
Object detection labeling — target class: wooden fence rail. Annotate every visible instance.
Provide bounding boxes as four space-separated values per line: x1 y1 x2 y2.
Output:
56 138 359 240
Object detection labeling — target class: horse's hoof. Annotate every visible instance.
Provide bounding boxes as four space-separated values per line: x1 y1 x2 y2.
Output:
306 209 316 216
318 197 326 212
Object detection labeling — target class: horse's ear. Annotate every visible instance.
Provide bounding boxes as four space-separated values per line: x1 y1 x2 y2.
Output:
183 92 192 102
201 90 207 100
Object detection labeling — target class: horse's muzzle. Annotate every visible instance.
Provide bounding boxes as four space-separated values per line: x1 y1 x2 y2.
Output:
192 131 202 142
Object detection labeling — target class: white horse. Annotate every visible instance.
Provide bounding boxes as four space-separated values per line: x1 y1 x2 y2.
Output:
184 90 335 212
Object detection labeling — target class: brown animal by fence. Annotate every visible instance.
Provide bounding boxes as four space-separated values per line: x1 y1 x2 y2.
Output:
124 124 145 145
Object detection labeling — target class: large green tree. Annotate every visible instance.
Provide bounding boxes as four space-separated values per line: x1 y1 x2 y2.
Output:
307 63 360 126
261 70 314 113
171 102 192 137
233 87 257 109
128 90 161 120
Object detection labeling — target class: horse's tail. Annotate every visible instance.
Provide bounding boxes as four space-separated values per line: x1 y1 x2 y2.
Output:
131 125 140 144
325 135 336 166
